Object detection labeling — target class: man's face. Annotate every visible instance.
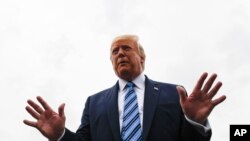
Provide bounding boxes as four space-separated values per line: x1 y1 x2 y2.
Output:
110 39 144 81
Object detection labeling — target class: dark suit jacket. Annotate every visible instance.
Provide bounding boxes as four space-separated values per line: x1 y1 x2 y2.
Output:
61 76 211 141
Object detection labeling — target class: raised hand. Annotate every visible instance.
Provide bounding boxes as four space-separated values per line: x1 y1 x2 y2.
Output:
176 72 226 124
23 96 66 141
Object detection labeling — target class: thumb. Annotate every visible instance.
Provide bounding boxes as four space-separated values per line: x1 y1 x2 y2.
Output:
58 103 65 118
176 86 187 103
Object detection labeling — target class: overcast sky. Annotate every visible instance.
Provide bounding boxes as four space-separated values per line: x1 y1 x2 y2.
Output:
0 0 250 140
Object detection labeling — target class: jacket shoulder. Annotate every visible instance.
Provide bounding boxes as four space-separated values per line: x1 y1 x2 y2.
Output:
148 78 180 89
148 78 182 102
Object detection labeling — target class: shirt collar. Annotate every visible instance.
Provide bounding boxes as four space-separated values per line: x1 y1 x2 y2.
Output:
118 73 145 91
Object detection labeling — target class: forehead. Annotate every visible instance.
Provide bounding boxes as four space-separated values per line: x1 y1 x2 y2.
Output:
111 39 137 50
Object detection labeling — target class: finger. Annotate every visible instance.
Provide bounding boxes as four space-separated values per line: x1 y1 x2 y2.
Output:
212 95 226 107
37 96 52 111
202 73 217 94
207 81 222 99
25 106 40 119
58 103 65 118
23 119 37 128
193 72 208 91
27 99 44 114
176 86 187 103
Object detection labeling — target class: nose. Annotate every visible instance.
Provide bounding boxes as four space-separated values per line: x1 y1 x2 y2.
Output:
117 48 125 57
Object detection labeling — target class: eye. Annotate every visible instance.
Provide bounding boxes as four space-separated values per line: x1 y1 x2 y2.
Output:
112 48 118 55
123 45 131 51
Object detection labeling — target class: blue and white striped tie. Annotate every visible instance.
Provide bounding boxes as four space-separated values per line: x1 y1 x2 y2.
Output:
121 82 142 141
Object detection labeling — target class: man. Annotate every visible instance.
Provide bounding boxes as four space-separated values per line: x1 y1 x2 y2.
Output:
24 35 226 141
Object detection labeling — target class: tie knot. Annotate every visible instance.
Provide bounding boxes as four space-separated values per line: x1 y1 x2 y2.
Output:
126 82 135 88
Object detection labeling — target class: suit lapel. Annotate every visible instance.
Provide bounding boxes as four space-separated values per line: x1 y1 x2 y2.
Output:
142 77 160 141
107 82 122 141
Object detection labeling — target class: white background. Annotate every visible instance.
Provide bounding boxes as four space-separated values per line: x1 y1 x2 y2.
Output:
0 0 250 140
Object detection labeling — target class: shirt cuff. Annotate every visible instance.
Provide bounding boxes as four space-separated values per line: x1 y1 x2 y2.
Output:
48 129 65 141
185 115 211 136
57 129 65 141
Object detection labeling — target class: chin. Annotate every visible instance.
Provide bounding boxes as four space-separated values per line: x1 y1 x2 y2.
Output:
117 66 130 73
118 69 132 80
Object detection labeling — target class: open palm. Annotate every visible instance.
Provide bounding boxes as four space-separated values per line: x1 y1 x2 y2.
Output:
177 73 226 124
23 96 66 141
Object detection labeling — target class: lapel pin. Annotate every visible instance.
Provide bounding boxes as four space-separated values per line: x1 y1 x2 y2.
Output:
154 87 159 91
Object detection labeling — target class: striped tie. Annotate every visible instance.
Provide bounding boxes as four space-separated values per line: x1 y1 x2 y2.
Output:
121 82 142 141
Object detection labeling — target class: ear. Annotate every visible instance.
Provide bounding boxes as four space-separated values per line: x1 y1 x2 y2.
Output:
141 59 144 63
110 55 114 63
140 57 145 70
140 54 145 63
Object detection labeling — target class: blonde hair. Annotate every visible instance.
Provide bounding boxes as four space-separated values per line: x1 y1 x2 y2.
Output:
110 35 146 69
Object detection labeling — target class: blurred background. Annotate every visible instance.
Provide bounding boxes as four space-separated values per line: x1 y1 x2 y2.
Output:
0 0 249 140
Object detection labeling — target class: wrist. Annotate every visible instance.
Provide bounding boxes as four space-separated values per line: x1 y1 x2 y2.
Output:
49 129 65 141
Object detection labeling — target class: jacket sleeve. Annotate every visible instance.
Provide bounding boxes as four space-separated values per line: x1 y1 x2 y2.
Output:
180 117 212 141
